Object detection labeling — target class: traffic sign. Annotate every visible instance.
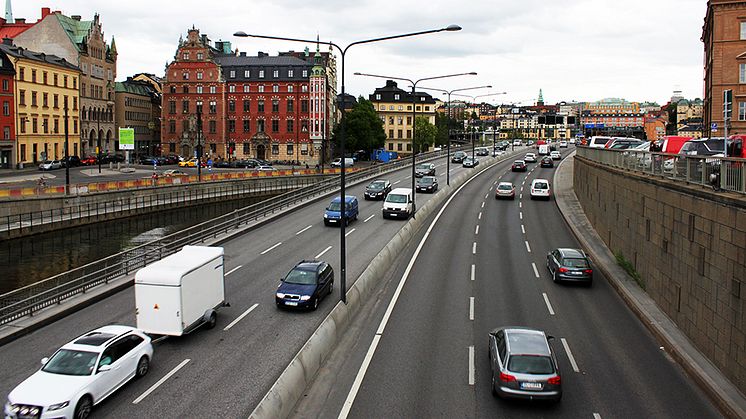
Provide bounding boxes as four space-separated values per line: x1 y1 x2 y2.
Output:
711 122 718 132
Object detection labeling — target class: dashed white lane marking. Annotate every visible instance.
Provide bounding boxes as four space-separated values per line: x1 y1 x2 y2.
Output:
470 264 475 281
519 212 523 220
525 241 531 253
315 245 332 259
468 346 475 385
472 242 477 254
225 265 242 276
519 202 522 208
478 212 482 220
521 224 525 234
260 242 282 255
525 175 529 180
532 262 540 278
561 338 580 372
393 180 401 185
223 303 259 331
593 414 602 419
481 202 485 208
519 193 523 199
296 225 312 235
364 214 375 223
133 359 191 404
345 228 356 237
469 297 475 320
542 292 555 315
475 225 480 235
484 193 489 199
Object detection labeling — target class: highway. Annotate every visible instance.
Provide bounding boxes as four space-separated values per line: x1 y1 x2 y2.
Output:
0 148 518 418
296 150 720 418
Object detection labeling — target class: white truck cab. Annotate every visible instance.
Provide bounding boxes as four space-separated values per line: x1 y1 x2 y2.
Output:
382 188 413 219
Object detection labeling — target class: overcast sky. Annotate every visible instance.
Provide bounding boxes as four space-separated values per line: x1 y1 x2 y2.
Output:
12 0 706 106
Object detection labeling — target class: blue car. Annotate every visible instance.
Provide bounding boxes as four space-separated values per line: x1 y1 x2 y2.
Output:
323 195 359 226
275 260 334 310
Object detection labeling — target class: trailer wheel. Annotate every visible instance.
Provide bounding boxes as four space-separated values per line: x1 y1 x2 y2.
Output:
204 310 217 329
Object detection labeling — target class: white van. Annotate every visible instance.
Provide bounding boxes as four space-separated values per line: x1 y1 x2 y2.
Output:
588 136 613 148
382 188 413 219
331 157 354 168
538 144 550 155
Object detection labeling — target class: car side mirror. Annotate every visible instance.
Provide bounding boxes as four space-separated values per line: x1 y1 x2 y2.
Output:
547 335 556 340
98 364 112 373
41 357 49 365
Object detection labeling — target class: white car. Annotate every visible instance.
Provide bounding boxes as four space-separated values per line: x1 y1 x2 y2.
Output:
512 139 522 146
5 325 153 419
559 140 568 148
530 178 551 200
256 165 274 171
524 153 537 163
38 160 62 171
569 138 577 144
550 151 561 160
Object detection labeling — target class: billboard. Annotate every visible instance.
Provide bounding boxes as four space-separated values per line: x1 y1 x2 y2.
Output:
119 128 135 150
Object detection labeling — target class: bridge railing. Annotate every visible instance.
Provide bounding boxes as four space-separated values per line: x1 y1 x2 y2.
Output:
576 146 746 194
0 148 451 326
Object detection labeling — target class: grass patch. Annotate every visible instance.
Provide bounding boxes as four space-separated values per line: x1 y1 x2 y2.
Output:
614 251 646 290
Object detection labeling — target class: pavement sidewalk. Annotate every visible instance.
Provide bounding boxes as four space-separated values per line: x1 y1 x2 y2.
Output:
553 152 746 419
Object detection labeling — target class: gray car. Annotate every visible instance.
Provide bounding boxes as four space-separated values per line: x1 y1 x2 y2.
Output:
546 248 593 285
488 327 562 402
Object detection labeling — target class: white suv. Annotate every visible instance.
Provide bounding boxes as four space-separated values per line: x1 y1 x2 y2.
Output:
530 179 551 200
5 325 153 419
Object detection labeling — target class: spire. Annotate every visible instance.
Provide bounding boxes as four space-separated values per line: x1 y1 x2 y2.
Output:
4 0 13 23
312 33 324 75
537 89 544 106
110 36 117 54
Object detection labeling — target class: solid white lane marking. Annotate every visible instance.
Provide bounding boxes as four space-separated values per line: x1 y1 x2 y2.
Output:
133 359 191 404
260 242 282 255
393 180 401 185
561 338 580 372
593 414 602 419
478 212 482 220
225 265 243 276
345 228 356 237
519 212 523 220
223 303 259 331
470 264 475 281
315 245 332 259
475 225 480 235
469 297 475 320
525 241 531 252
521 224 525 234
363 214 375 223
532 262 540 278
472 242 477 254
481 202 485 208
468 346 475 385
543 293 555 315
296 225 312 235
340 334 381 418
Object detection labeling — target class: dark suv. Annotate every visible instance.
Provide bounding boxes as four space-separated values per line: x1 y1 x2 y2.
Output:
546 248 593 285
451 151 467 163
275 260 334 310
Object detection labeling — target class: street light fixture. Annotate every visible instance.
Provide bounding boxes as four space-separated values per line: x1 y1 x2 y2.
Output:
234 24 462 304
451 92 507 158
418 85 492 185
354 72 476 215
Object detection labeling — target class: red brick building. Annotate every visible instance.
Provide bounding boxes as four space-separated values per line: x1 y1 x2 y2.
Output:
162 28 336 164
0 49 14 168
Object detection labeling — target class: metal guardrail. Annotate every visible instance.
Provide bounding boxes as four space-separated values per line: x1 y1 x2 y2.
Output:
576 146 746 194
0 149 451 326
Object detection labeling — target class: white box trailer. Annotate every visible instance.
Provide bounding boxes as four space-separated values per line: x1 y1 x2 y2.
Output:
135 246 226 336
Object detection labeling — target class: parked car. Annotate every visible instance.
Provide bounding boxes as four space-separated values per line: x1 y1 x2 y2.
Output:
463 156 479 168
80 156 98 165
488 327 562 402
679 138 725 156
511 160 527 172
232 159 258 168
546 248 593 285
59 156 81 168
382 188 413 219
415 163 436 177
416 176 438 193
100 154 125 163
605 138 644 150
364 179 392 200
524 153 537 163
588 136 613 148
5 325 153 419
495 182 515 200
164 155 182 165
256 164 274 171
213 160 232 168
330 157 354 168
162 169 188 177
550 151 561 160
451 150 467 163
540 156 554 168
324 195 359 226
275 260 334 310
38 160 62 171
140 156 159 165
530 178 551 200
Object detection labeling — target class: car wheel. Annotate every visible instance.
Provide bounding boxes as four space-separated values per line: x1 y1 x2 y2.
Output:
74 395 93 419
312 297 319 311
328 281 333 295
553 271 559 283
491 369 498 396
136 356 150 378
206 312 217 329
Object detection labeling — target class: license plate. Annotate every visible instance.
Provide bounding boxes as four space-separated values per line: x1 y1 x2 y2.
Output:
570 271 582 275
520 382 543 390
285 301 298 306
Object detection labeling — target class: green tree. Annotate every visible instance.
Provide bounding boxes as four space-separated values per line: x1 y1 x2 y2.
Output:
331 97 386 154
414 116 438 152
435 112 458 146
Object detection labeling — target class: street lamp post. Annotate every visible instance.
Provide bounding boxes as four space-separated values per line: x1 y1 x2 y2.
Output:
196 105 203 182
235 24 462 304
64 100 70 194
97 108 102 173
354 72 476 215
418 85 492 185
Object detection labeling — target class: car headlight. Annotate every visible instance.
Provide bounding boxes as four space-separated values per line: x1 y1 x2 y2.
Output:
276 292 286 299
48 401 70 411
323 213 328 218
300 295 311 301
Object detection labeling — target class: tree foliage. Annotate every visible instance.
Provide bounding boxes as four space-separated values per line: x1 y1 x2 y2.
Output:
414 116 438 152
435 112 459 146
331 97 386 153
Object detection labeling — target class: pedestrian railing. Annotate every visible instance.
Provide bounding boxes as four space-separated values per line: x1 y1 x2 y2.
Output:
576 146 746 194
0 149 450 326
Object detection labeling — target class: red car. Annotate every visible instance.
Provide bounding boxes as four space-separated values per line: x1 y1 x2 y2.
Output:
511 160 527 172
80 156 98 165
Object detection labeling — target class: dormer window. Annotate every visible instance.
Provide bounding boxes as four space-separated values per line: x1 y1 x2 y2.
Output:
259 70 265 78
197 52 204 60
394 94 400 100
375 94 381 100
229 70 235 78
302 70 308 77
273 70 279 78
182 52 189 60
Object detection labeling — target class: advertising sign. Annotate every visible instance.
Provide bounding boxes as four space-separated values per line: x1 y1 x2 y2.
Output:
119 128 135 150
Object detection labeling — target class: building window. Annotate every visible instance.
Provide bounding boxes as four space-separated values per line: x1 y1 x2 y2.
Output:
389 117 394 125
73 97 77 110
272 84 279 92
302 85 308 92
739 102 746 121
301 120 308 132
272 100 279 112
389 129 394 138
272 143 279 155
3 126 8 139
183 52 189 60
32 117 37 133
169 101 176 114
397 129 403 139
197 86 203 94
301 100 308 112
397 117 403 125
42 93 48 108
210 86 216 94
63 75 68 87
244 70 250 78
31 92 37 107
19 67 24 81
1 79 7 91
228 119 236 132
169 120 176 133
273 70 279 78
243 119 250 132
258 100 265 113
287 120 294 132
229 100 236 112
288 85 294 93
197 72 203 80
183 100 189 113
182 71 189 80
287 99 294 112
257 120 265 132
243 100 250 112
229 70 235 78
288 69 294 77
397 142 402 151
31 69 36 83
272 120 279 132
243 85 250 92
302 70 308 77
394 94 400 100
209 101 217 113
243 143 250 154
259 70 265 78
258 85 264 92
196 100 203 114
209 120 216 133
197 52 204 60
53 119 59 134
183 86 189 94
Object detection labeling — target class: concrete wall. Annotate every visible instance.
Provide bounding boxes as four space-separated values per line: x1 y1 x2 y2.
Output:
574 156 746 393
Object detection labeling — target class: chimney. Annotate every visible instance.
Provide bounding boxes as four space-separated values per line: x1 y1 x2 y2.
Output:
15 18 24 24
239 51 246 57
41 7 50 18
71 15 81 21
2 37 12 46
258 51 267 58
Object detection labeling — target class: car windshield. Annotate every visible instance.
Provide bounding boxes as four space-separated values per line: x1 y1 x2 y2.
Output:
416 164 429 170
564 258 589 268
514 161 524 165
42 349 98 376
419 178 434 184
534 182 548 189
387 194 408 204
328 201 342 211
368 182 385 190
508 355 555 374
498 184 512 190
284 268 317 285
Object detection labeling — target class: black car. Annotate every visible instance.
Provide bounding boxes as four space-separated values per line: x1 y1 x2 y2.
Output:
61 155 81 167
101 154 125 163
416 176 438 193
213 160 232 168
463 157 479 168
540 156 554 168
451 151 467 163
275 260 334 310
546 248 593 285
140 156 158 165
364 179 392 200
232 159 258 168
415 163 436 177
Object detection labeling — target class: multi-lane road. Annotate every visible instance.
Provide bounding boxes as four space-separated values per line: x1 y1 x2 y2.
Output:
295 150 720 418
0 148 510 417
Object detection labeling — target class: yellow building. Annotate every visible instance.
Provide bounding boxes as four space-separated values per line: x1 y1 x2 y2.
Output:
368 80 436 155
0 42 80 164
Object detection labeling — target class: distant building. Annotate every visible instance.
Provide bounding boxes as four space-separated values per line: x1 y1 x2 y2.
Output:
675 98 703 135
115 78 161 157
581 98 644 137
0 48 13 168
644 116 667 141
369 80 436 155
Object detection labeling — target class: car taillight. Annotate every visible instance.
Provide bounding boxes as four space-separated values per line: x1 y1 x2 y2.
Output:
499 372 516 382
584 269 593 274
558 267 568 273
548 375 561 385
